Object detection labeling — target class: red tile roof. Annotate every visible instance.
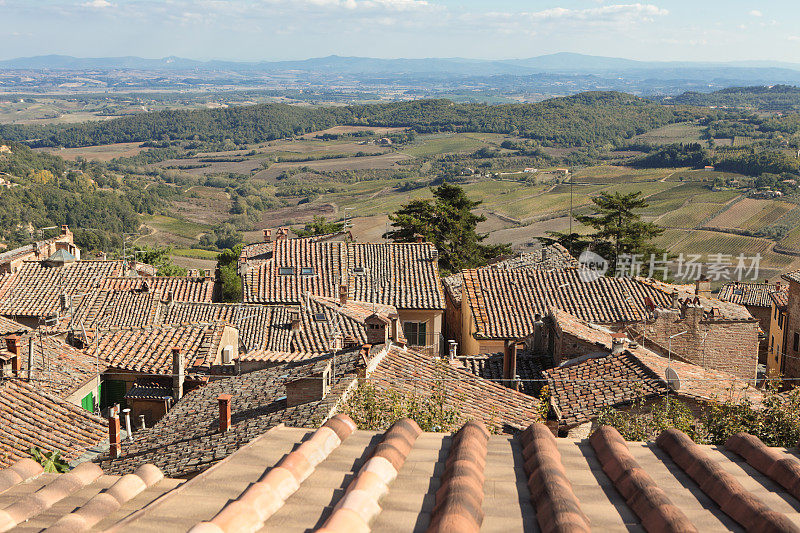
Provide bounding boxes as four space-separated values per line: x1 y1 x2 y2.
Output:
0 379 107 467
0 260 123 318
94 323 228 375
718 281 781 308
0 334 106 398
543 310 763 428
771 286 789 309
242 239 444 310
462 269 673 340
101 275 218 302
366 344 540 432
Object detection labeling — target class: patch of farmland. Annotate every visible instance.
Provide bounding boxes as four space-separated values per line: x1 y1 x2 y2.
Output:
653 229 772 258
706 198 795 231
38 142 145 161
253 152 412 180
632 122 703 144
401 134 487 158
656 203 721 229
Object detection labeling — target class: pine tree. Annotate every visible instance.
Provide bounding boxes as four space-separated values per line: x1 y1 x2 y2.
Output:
576 191 664 270
384 182 511 274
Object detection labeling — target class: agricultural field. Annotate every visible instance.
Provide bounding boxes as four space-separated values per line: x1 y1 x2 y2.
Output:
632 122 704 145
705 198 795 231
38 142 145 161
30 125 800 279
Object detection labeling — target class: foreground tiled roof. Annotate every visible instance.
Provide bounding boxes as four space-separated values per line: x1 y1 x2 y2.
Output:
367 344 540 432
0 260 123 318
543 311 763 428
0 334 106 398
783 269 800 284
94 323 228 375
444 243 578 305
242 239 444 310
463 269 673 339
717 281 777 308
97 353 361 478
0 379 107 467
10 422 797 531
101 275 219 302
69 289 163 330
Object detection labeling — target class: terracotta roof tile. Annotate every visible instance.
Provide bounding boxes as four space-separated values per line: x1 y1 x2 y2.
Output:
718 282 778 308
463 269 673 340
94 323 227 375
443 243 577 305
101 276 218 303
367 344 540 432
0 379 107 467
242 240 444 310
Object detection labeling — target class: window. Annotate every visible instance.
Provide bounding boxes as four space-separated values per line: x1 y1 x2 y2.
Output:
313 313 327 322
301 267 314 276
793 332 799 352
771 336 774 350
278 267 295 275
353 266 366 275
403 321 427 346
780 314 784 328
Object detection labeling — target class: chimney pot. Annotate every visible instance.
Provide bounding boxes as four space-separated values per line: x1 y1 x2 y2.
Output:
172 347 184 401
204 269 212 278
108 416 121 459
218 394 232 432
61 225 69 235
339 284 349 306
264 229 272 243
360 344 372 362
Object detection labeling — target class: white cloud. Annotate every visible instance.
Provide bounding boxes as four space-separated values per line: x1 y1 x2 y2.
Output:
83 0 113 7
749 9 763 17
789 35 800 42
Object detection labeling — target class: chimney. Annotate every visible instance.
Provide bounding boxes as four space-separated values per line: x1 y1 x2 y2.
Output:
60 293 71 313
448 340 458 359
541 248 548 261
142 280 150 293
61 225 70 237
360 344 372 364
172 347 184 401
5 336 21 376
166 291 174 306
388 313 400 342
776 281 782 291
204 269 212 278
218 394 232 432
338 284 348 306
611 333 626 355
413 233 424 243
108 415 121 459
671 290 680 308
277 227 289 240
695 277 711 298
263 229 272 243
502 340 516 386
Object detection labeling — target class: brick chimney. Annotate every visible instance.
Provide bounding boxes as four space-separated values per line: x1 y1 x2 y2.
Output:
5 335 21 376
671 290 680 308
108 415 121 459
338 284 349 306
204 269 212 278
263 229 272 243
172 347 184 401
276 227 289 241
218 394 232 433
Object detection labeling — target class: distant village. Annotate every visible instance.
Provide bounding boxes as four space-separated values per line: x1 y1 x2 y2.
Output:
2 225 800 531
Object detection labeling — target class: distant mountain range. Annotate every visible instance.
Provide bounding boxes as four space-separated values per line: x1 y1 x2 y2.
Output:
4 52 800 78
4 53 800 97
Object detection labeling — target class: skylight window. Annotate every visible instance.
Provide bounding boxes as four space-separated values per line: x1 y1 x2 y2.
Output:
313 312 327 322
353 266 366 275
301 267 315 275
278 266 295 275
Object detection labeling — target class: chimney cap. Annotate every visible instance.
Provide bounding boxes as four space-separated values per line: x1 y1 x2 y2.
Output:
217 393 232 401
171 346 182 354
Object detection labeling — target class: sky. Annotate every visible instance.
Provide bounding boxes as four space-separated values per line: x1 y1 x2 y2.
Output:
1 0 800 63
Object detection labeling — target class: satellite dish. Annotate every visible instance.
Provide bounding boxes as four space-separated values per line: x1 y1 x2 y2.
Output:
665 366 681 391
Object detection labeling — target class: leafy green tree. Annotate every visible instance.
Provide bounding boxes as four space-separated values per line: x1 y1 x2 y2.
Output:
576 191 664 270
199 224 243 251
29 447 70 473
129 245 187 276
294 216 345 238
384 182 511 275
216 244 243 302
